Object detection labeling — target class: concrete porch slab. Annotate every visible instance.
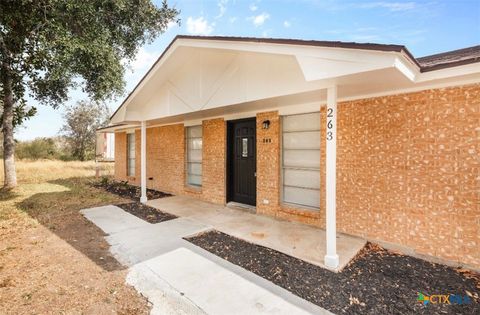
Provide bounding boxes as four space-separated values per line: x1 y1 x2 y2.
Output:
147 196 366 271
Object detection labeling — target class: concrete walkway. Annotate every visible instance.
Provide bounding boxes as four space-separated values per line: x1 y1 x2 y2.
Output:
81 205 333 315
147 196 365 270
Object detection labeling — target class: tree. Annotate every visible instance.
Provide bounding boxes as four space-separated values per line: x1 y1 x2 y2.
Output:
0 0 179 189
16 137 59 160
61 101 110 161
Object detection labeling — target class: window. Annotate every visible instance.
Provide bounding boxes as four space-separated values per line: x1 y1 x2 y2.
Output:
282 112 321 209
186 125 203 186
127 133 135 176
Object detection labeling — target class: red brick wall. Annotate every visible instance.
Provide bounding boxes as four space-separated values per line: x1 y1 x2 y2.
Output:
256 111 281 217
335 84 479 268
144 124 185 194
114 132 127 180
114 83 480 269
115 119 226 202
201 118 226 204
254 84 479 269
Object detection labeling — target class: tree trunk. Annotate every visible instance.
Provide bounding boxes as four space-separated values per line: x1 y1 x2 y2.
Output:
1 62 17 190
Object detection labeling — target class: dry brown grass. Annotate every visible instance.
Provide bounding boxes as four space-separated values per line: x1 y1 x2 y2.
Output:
0 160 149 314
0 159 114 184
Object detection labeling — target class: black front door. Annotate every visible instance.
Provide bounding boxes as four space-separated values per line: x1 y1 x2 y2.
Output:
227 119 256 206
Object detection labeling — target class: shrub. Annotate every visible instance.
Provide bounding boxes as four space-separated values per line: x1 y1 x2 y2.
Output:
15 137 73 160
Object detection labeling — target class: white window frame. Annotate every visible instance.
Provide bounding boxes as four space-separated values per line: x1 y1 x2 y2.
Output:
127 132 135 177
185 125 203 187
281 112 321 210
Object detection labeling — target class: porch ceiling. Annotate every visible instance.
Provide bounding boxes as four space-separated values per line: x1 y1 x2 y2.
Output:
109 36 480 126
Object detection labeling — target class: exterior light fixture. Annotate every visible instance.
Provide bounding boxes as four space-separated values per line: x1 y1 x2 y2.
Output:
262 120 270 129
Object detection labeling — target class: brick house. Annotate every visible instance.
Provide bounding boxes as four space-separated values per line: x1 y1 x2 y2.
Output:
100 36 480 270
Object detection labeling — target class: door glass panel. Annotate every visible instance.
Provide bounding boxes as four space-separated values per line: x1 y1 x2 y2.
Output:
242 138 248 157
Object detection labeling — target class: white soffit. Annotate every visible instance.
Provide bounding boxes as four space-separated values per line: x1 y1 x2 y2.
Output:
110 37 479 124
295 55 395 81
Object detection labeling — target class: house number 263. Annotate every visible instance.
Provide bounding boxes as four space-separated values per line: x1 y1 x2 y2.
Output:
326 108 334 141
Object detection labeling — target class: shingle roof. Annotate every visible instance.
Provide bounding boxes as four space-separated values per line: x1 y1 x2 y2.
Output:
417 45 480 72
175 35 480 72
176 35 419 66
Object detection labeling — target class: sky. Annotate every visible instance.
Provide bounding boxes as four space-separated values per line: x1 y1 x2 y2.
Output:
16 0 480 140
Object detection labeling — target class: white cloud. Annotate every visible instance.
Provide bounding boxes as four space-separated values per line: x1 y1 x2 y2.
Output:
130 48 157 72
216 0 228 18
166 21 178 31
249 3 258 11
359 2 417 12
249 12 270 27
229 16 238 23
283 20 291 28
186 16 214 35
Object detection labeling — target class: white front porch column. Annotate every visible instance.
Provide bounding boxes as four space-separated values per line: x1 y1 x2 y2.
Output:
325 86 339 269
140 120 147 204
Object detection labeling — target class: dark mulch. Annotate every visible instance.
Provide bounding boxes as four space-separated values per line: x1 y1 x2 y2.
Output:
116 202 177 224
93 178 172 200
186 231 480 315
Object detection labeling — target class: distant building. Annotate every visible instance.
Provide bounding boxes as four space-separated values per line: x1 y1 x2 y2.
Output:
96 132 114 161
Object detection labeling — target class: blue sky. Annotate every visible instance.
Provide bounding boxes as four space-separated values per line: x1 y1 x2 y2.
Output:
16 0 480 140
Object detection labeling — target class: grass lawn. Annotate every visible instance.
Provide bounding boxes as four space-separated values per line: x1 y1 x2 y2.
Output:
0 160 150 314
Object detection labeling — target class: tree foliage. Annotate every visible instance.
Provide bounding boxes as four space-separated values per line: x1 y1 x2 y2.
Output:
0 0 179 188
61 100 110 161
16 137 60 160
1 0 178 119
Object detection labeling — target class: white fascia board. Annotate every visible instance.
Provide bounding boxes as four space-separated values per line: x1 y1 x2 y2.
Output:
394 57 417 81
416 62 480 83
179 38 400 63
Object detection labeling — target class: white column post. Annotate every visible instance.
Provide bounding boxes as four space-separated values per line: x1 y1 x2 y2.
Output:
325 85 339 269
140 120 147 204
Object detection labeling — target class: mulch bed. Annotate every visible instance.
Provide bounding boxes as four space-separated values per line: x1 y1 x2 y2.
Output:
93 179 172 200
186 230 480 315
116 202 177 224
